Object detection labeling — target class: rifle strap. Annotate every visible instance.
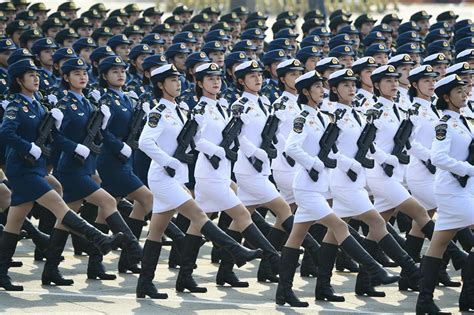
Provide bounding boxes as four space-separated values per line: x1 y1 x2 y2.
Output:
175 106 185 123
317 111 325 127
351 108 362 126
257 98 268 116
461 115 471 132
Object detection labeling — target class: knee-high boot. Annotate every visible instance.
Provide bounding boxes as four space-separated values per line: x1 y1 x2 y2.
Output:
315 242 345 302
175 234 207 293
41 228 74 286
0 231 23 291
164 221 185 269
169 214 190 268
275 247 309 307
255 227 286 283
118 217 144 274
216 229 249 287
405 234 425 263
136 240 168 299
301 224 327 277
87 223 116 280
105 212 142 265
211 212 233 264
355 239 386 297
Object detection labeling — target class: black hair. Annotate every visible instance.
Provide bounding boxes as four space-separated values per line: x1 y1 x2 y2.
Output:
99 72 108 88
195 80 203 98
225 67 234 83
435 95 449 110
185 67 194 83
152 84 164 99
297 89 309 104
408 84 417 102
61 76 71 90
129 61 137 75
355 74 362 89
235 79 244 92
143 71 151 85
329 89 339 102
277 80 286 92
9 77 22 93
373 85 381 97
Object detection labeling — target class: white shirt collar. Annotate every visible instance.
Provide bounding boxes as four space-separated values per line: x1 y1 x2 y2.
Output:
398 86 408 96
281 91 298 102
199 96 217 106
413 97 432 107
378 96 393 108
358 88 373 98
242 91 259 105
443 109 461 120
159 98 178 109
302 104 318 115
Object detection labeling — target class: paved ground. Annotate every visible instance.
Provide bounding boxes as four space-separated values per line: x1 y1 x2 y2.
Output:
0 220 463 315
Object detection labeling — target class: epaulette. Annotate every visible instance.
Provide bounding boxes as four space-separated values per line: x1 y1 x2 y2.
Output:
373 102 383 109
156 103 167 112
409 103 421 116
301 110 309 117
273 96 288 111
440 114 451 123
355 93 364 100
334 108 346 121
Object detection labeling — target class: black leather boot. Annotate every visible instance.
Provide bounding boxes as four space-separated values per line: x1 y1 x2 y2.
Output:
316 243 345 302
241 223 280 282
275 247 309 307
386 222 406 248
72 203 98 255
118 217 143 274
212 212 233 264
281 216 320 261
254 227 285 283
22 217 50 253
34 204 56 261
459 252 474 312
105 212 141 264
87 223 116 281
396 212 412 234
251 210 272 237
169 214 190 268
200 221 262 268
62 210 124 255
406 234 424 263
455 228 473 252
164 221 185 269
216 229 249 287
355 239 386 297
300 250 318 277
379 234 420 291
336 249 360 272
41 229 74 286
437 254 460 287
136 240 168 299
0 231 23 291
340 236 399 286
175 234 207 293
415 256 451 315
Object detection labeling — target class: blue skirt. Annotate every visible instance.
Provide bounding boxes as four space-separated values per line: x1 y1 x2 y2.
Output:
57 173 101 203
9 174 52 206
97 155 143 198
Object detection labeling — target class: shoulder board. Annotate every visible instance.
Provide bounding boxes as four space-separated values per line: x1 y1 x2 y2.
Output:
231 101 245 115
156 104 167 112
373 102 383 109
301 110 310 117
196 101 207 108
293 116 306 133
411 103 421 115
435 123 448 141
334 108 347 121
440 114 451 122
281 96 289 103
355 93 364 100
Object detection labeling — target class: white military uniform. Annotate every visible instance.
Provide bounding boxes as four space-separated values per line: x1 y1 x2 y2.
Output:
395 86 412 116
234 91 281 206
353 88 376 114
320 88 337 115
330 103 375 218
406 97 440 210
431 110 474 231
138 98 191 213
365 97 412 212
193 96 242 213
271 91 301 204
285 105 333 223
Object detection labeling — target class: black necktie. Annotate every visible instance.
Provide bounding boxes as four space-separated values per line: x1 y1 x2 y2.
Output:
352 109 362 126
431 104 440 118
317 112 325 127
461 115 471 132
216 104 226 119
393 105 400 121
257 98 268 116
175 106 184 123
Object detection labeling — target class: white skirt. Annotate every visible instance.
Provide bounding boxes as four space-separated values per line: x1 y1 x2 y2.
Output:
195 178 241 213
367 176 412 212
294 189 333 223
331 186 374 218
406 179 437 210
235 173 281 206
434 192 474 231
272 170 296 204
149 177 192 213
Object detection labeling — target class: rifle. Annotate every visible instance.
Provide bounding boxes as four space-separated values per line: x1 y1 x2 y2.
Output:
251 97 288 172
74 110 104 164
164 114 198 177
24 112 55 167
206 98 247 169
118 101 147 163
349 109 381 181
453 140 474 187
384 112 415 177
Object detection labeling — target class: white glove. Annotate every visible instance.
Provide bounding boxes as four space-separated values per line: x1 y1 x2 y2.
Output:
50 108 64 130
29 143 41 160
165 157 182 171
141 102 151 114
46 94 58 105
384 155 399 168
311 158 325 172
350 160 363 175
100 105 111 129
214 146 226 160
74 144 90 159
254 148 268 161
128 90 139 100
89 89 101 102
1 100 8 110
120 143 132 158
